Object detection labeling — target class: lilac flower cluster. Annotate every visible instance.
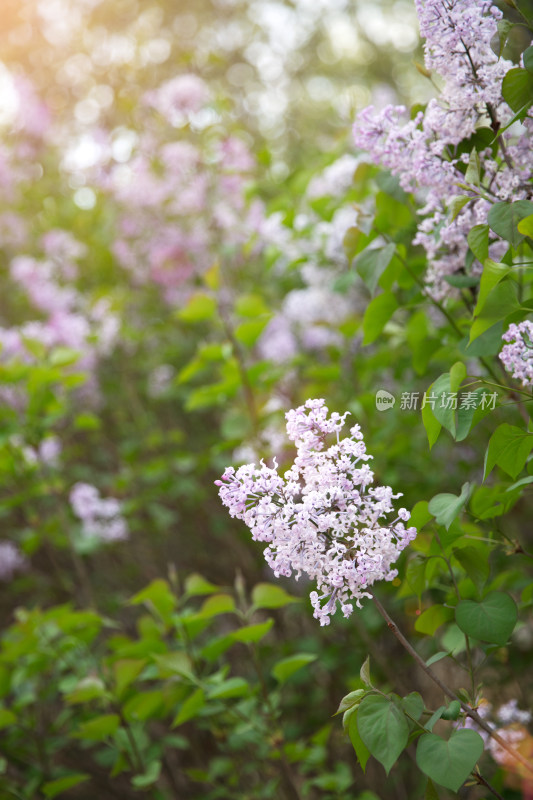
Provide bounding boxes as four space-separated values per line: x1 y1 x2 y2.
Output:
353 0 532 300
499 321 533 388
217 399 416 625
70 483 128 543
0 542 27 582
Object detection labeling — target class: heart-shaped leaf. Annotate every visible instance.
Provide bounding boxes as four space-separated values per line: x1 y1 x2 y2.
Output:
416 729 484 791
357 695 409 774
455 591 517 644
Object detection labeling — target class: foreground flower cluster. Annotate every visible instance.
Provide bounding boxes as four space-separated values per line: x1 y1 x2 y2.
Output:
217 399 416 624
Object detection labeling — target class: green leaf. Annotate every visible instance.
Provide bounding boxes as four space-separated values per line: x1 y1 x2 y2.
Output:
348 708 371 773
234 318 270 347
464 149 480 187
335 689 366 716
357 695 409 774
231 619 274 643
425 777 440 800
184 573 219 596
152 652 194 679
178 293 217 323
502 68 533 118
122 690 164 721
130 580 176 624
363 293 398 345
406 555 427 598
452 546 489 593
421 398 442 449
455 591 517 645
449 195 470 221
344 227 363 261
487 200 533 247
65 676 107 704
251 583 299 609
429 373 456 438
199 594 236 617
524 45 533 74
441 700 461 721
113 659 147 699
131 760 162 788
0 709 16 729
517 213 533 238
43 774 89 798
428 483 471 530
474 259 510 316
272 653 317 683
173 688 205 726
415 605 454 636
425 652 448 668
360 656 372 687
424 706 446 732
235 294 270 317
49 347 80 367
449 362 466 393
401 692 424 721
467 224 489 263
409 501 433 531
355 243 396 295
416 730 484 792
76 714 120 741
470 280 519 343
207 677 250 699
484 423 533 480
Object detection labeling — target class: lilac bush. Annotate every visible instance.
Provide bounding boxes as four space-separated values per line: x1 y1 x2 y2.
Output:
353 0 532 299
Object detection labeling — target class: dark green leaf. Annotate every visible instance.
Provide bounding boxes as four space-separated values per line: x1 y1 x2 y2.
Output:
357 695 409 774
455 591 517 644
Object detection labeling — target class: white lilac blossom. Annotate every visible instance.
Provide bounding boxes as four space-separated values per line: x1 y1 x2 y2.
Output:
216 399 416 625
0 542 27 581
500 321 533 388
70 482 128 542
353 0 532 300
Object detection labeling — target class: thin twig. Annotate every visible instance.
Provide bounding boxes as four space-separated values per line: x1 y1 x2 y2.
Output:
370 592 533 777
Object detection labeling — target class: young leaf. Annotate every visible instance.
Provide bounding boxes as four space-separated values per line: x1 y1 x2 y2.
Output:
251 583 299 609
483 423 533 480
467 224 489 263
455 591 517 645
271 653 317 683
173 689 205 726
355 243 396 295
362 293 398 345
348 708 371 773
428 483 471 530
416 730 484 792
231 619 274 644
415 605 454 636
357 695 409 774
360 655 372 687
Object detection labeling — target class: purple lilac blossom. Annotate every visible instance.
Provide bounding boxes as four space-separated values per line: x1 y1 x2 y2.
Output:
500 321 533 388
0 542 27 581
216 399 416 625
70 482 128 543
353 0 532 300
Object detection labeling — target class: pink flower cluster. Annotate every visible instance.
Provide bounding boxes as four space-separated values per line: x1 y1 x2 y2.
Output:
70 483 128 543
500 321 533 388
217 399 416 625
353 0 532 300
